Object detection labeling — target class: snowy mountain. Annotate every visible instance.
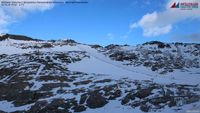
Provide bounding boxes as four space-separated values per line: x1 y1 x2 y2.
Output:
0 34 200 113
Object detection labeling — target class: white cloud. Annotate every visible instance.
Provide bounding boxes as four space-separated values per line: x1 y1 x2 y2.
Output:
106 33 115 40
0 0 55 34
129 23 138 29
130 0 200 37
0 8 11 34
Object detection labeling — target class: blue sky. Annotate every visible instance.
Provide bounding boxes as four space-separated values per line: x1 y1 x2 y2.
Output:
1 0 200 45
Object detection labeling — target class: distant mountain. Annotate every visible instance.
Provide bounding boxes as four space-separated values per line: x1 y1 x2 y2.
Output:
0 34 41 41
0 34 200 113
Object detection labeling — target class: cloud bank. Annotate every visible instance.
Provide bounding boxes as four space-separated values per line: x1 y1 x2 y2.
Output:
130 0 200 37
0 0 54 34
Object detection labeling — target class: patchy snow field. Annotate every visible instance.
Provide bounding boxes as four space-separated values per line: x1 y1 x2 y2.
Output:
0 37 200 113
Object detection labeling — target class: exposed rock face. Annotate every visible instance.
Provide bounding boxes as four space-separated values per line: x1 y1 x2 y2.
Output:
72 105 87 112
0 34 39 41
98 41 200 74
86 91 108 108
142 41 171 48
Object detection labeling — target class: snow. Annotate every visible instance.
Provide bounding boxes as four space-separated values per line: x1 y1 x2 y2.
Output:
28 64 45 91
0 76 9 83
68 44 200 85
0 44 32 55
68 45 154 80
82 100 200 113
0 39 199 85
0 39 82 55
0 101 33 112
29 80 43 91
82 100 133 113
0 39 200 113
0 39 36 55
35 64 45 77
46 45 80 52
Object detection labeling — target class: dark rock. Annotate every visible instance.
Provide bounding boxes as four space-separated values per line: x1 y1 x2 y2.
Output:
0 110 6 113
13 91 52 107
150 96 172 106
63 39 77 44
143 62 152 67
143 41 170 48
135 88 153 99
108 90 121 100
90 44 102 49
168 99 177 107
39 83 70 91
37 76 71 82
74 80 92 86
72 105 86 112
0 34 40 41
41 43 53 48
79 94 88 104
0 68 14 79
103 85 115 92
186 95 200 104
71 88 86 95
121 93 135 105
36 98 73 113
109 51 138 61
105 44 119 50
95 79 112 83
86 91 108 108
140 104 150 112
29 100 48 113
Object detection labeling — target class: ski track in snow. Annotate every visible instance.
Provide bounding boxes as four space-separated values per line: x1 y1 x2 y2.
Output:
30 64 45 91
36 64 45 77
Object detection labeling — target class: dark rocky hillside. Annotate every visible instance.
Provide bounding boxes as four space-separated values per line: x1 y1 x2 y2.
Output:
0 34 40 41
93 41 200 74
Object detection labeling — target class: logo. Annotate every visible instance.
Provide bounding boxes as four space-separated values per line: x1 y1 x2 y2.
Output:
171 2 198 10
171 2 179 8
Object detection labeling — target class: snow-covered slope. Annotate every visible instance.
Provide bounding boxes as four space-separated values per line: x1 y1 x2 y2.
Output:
0 34 200 113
